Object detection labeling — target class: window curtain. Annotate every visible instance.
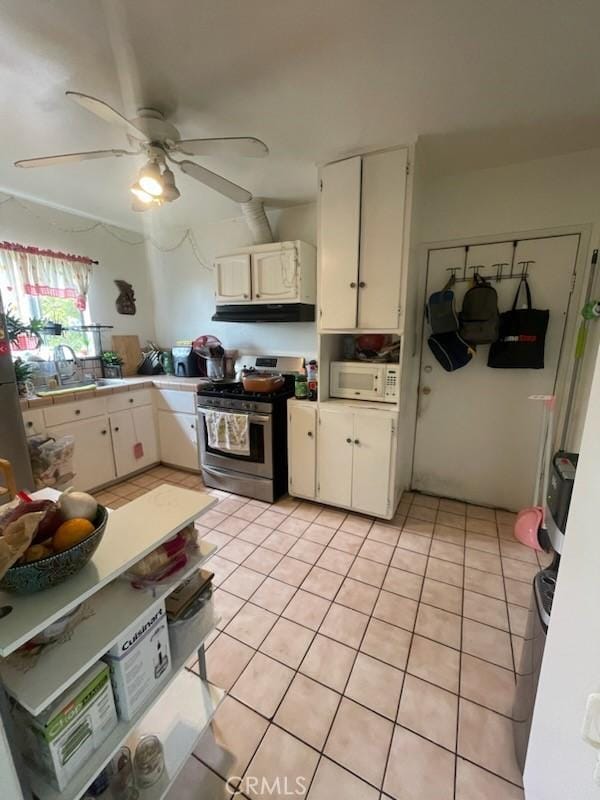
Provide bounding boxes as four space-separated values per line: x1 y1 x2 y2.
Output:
0 242 94 311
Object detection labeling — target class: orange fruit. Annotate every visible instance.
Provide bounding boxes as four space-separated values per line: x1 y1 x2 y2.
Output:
53 518 95 552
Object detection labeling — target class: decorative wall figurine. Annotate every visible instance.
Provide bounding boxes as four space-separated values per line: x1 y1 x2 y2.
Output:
114 279 136 315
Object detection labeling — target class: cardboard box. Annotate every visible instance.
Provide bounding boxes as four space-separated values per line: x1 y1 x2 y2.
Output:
104 599 172 721
14 661 117 792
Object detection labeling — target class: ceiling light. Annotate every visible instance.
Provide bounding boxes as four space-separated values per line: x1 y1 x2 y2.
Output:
138 161 163 196
161 166 180 202
130 182 153 203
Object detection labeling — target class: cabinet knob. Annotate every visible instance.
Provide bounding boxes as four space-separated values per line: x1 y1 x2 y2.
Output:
243 294 249 299
26 421 33 428
101 429 107 435
349 282 357 289
354 439 360 445
129 398 134 403
359 281 366 288
114 426 119 432
190 424 195 430
307 431 313 438
346 437 352 443
75 409 81 415
256 293 260 298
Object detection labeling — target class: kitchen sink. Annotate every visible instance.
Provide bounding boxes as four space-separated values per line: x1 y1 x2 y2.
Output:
96 378 125 386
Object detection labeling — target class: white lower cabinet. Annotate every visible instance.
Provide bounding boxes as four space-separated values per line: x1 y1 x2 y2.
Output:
287 402 317 499
157 410 199 471
315 406 396 518
49 416 116 491
111 406 159 478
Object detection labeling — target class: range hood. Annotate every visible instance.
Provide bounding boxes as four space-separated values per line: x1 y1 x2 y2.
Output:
212 303 315 323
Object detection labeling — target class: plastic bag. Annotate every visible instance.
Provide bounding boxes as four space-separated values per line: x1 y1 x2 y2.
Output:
125 525 197 588
28 435 75 489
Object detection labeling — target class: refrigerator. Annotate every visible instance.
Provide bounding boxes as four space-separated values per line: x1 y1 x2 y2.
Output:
0 290 34 492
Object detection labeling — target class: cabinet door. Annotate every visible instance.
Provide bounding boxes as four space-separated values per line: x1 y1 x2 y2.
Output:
319 157 361 329
131 405 159 469
252 248 298 301
351 414 393 516
288 403 317 499
214 254 251 303
110 410 138 477
317 407 353 508
49 417 115 491
358 148 408 329
157 410 199 471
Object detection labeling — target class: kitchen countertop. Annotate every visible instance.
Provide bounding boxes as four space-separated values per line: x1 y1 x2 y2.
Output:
20 375 212 409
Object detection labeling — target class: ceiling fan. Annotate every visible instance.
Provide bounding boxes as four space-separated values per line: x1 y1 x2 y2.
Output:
14 91 268 211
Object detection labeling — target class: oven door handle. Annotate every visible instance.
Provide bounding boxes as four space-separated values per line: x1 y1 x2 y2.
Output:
196 407 271 426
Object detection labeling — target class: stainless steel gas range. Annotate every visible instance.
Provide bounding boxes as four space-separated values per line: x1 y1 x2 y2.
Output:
196 355 304 502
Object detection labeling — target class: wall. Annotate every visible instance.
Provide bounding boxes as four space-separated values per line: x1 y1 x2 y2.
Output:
419 147 600 448
0 195 156 347
524 343 600 799
148 203 317 359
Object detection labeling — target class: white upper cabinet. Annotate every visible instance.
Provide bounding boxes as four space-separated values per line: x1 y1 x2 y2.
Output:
252 248 298 301
319 147 409 331
358 148 408 329
214 242 316 305
319 157 362 329
214 254 252 303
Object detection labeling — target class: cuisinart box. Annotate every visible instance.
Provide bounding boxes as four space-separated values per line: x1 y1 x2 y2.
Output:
13 661 118 791
104 599 172 721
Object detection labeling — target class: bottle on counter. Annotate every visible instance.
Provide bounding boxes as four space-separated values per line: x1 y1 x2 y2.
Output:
307 360 318 401
295 372 308 400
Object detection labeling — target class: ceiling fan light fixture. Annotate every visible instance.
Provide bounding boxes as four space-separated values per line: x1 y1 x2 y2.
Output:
161 166 180 202
138 160 163 196
130 182 154 203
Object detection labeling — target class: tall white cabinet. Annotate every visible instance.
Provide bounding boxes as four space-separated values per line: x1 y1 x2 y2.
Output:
288 143 420 520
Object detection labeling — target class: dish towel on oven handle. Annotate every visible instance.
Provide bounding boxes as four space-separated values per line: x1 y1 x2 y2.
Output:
205 410 250 455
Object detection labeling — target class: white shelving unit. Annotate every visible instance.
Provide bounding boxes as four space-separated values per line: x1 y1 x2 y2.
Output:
0 485 224 800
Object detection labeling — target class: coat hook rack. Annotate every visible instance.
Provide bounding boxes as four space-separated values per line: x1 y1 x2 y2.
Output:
445 259 535 284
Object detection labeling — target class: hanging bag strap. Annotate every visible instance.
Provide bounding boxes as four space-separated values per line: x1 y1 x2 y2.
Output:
511 277 533 311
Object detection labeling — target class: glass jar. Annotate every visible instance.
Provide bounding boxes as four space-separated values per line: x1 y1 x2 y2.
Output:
294 373 308 399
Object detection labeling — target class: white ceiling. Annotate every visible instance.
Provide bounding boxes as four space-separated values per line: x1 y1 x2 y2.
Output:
2 0 600 231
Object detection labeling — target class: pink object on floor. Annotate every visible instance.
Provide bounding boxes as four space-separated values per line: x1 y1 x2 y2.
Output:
514 506 544 551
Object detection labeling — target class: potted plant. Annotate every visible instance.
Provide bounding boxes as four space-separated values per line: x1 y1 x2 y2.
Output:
14 358 33 396
5 306 44 350
101 351 124 379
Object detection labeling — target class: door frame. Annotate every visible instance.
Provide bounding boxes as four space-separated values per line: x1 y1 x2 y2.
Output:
409 223 593 496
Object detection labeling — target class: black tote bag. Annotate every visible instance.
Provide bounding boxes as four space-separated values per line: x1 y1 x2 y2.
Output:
488 278 549 369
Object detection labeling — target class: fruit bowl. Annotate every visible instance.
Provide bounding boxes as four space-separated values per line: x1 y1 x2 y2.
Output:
0 506 108 595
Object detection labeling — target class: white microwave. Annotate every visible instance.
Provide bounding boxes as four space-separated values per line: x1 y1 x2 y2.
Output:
330 361 399 403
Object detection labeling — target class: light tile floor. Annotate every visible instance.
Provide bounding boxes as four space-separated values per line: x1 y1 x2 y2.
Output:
96 468 551 800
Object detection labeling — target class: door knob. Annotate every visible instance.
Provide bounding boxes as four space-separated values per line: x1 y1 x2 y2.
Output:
422 386 432 395
349 282 357 288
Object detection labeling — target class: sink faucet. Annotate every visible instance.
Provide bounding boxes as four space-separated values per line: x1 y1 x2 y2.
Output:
53 344 81 385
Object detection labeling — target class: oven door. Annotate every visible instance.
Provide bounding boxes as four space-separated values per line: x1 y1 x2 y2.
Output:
197 406 273 479
330 362 384 401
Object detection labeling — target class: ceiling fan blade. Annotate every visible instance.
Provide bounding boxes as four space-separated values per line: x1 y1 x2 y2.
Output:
178 160 252 203
66 91 148 141
175 137 269 158
14 149 133 168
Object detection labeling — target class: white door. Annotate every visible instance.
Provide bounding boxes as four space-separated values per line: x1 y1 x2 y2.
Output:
131 405 159 469
358 147 408 329
252 249 298 302
319 157 361 329
110 410 137 477
317 407 353 507
288 403 317 499
412 234 580 510
158 411 199 471
352 413 394 516
50 417 115 491
214 254 251 303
